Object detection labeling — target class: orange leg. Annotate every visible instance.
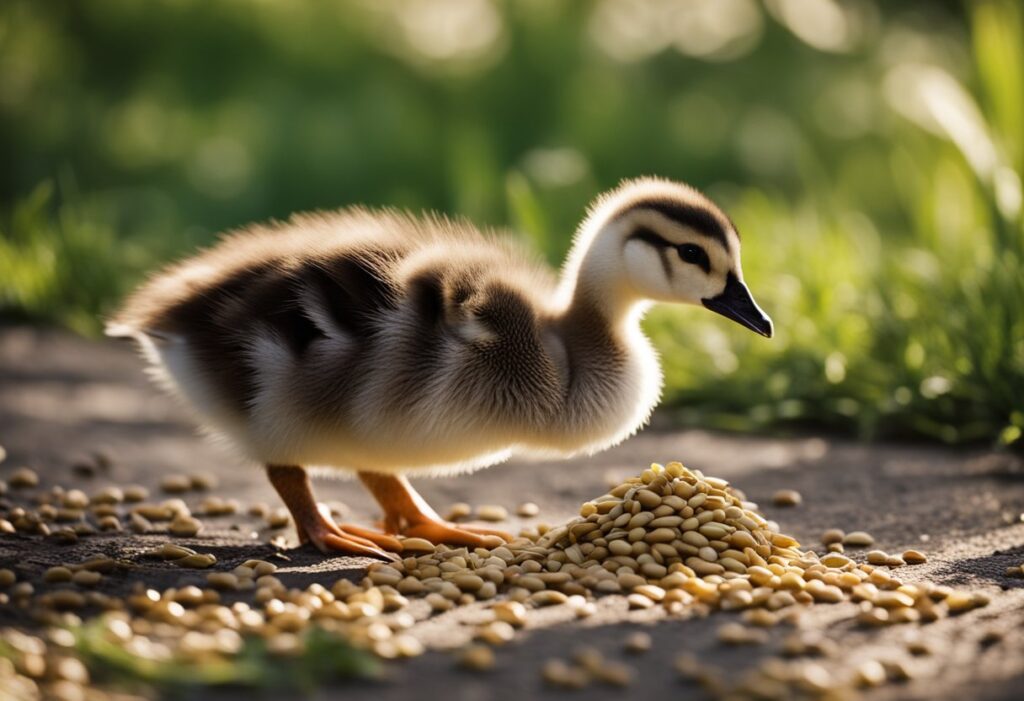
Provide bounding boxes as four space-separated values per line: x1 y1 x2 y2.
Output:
358 472 512 547
267 465 402 560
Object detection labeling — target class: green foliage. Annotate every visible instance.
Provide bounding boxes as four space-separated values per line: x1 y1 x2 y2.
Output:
1 0 1021 446
72 621 379 692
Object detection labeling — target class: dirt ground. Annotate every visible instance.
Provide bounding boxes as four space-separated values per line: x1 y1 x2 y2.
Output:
2 326 1024 700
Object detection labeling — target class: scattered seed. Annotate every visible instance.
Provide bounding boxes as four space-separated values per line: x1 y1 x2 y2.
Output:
160 474 191 493
169 515 203 537
821 528 845 545
445 503 472 521
458 644 495 671
0 569 15 587
71 570 101 587
44 567 73 583
123 485 149 502
190 473 218 490
9 467 39 488
772 489 802 507
476 505 508 522
624 631 652 653
902 549 927 564
516 502 540 517
843 531 874 547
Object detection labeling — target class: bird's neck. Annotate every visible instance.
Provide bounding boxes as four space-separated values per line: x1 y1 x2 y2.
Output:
556 247 651 376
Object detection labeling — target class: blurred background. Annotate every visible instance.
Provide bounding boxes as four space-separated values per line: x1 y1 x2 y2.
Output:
1 0 1021 446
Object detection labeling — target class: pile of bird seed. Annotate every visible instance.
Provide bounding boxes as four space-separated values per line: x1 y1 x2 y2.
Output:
363 461 983 626
0 460 997 700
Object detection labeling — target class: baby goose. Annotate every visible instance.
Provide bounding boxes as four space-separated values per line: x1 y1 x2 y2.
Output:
108 177 772 559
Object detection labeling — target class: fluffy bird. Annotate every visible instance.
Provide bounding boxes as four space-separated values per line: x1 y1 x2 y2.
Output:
109 177 772 559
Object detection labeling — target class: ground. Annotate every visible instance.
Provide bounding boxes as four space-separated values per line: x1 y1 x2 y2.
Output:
1 326 1023 700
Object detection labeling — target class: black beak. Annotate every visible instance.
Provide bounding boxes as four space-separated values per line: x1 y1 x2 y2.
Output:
702 273 773 338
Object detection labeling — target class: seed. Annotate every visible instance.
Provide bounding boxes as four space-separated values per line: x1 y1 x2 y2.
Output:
0 569 15 587
476 621 515 645
190 473 218 490
51 590 86 610
123 485 149 502
44 567 73 583
516 502 540 517
9 467 39 488
175 553 217 569
902 549 927 564
476 505 508 522
820 528 844 545
634 585 665 602
843 531 874 547
48 528 78 544
71 570 101 587
646 528 676 544
772 489 802 507
821 553 852 569
62 490 90 509
149 543 196 560
453 574 484 592
624 631 652 653
627 593 654 609
542 659 589 689
169 516 203 537
493 600 527 627
266 509 290 528
718 622 766 645
368 565 403 587
458 644 495 671
207 573 239 591
446 503 472 521
530 590 568 606
866 550 889 565
160 474 191 493
401 538 435 553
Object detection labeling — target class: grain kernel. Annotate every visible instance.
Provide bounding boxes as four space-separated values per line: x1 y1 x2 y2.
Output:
902 549 927 564
160 474 191 493
44 567 73 583
624 631 651 653
458 644 495 671
476 505 508 522
843 531 874 547
516 502 540 517
9 467 39 488
772 489 802 507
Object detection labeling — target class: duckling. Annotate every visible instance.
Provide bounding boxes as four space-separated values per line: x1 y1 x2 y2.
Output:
108 177 772 559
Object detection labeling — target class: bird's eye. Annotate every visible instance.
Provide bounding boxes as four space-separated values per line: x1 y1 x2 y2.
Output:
677 244 709 272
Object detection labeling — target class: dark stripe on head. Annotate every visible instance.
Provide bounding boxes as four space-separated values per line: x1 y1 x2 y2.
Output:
625 200 734 250
628 226 674 279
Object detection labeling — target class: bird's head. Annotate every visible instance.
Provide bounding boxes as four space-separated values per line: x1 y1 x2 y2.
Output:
570 177 773 338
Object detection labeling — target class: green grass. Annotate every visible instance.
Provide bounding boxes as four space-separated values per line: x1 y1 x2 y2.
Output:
1 0 1021 447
